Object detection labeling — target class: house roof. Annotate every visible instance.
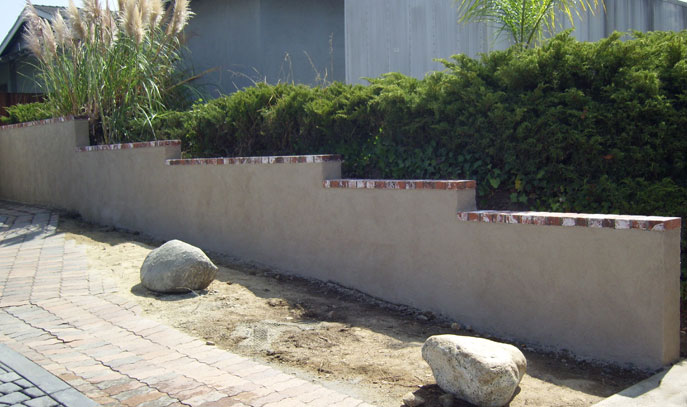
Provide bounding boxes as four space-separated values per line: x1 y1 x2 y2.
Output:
0 5 65 59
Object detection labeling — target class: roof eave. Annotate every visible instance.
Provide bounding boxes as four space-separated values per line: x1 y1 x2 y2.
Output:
0 16 25 57
0 6 56 58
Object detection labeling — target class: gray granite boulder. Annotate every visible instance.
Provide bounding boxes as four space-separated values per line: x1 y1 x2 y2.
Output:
140 240 218 293
422 335 526 407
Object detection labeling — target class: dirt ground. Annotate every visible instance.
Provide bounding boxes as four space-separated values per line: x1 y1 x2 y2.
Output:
57 215 682 407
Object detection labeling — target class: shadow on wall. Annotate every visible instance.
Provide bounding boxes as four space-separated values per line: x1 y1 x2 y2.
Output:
184 44 341 98
182 0 345 96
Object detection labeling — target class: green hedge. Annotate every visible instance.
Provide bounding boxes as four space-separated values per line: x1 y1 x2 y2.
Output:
1 102 52 125
140 31 687 296
141 30 687 215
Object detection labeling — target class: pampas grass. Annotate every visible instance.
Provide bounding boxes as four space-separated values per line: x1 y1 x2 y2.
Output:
148 0 163 28
22 0 194 144
67 0 86 41
51 10 71 47
166 0 193 36
22 3 44 59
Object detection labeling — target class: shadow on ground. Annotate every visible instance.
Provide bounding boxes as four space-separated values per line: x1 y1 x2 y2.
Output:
56 212 656 407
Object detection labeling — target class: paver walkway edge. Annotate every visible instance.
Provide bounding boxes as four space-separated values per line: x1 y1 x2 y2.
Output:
592 360 687 407
0 201 373 407
0 343 98 406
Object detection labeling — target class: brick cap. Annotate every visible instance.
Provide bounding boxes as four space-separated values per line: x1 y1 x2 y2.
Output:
166 154 341 165
0 115 87 131
324 179 476 190
457 210 682 232
76 140 181 152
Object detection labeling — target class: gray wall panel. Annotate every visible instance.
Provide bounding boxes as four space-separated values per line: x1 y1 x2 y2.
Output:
388 0 411 77
186 0 345 96
345 0 687 84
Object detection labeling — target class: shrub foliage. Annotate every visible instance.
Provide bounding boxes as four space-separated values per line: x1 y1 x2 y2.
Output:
1 102 52 125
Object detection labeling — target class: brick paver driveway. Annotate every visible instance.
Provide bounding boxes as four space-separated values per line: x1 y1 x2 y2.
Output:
0 201 372 407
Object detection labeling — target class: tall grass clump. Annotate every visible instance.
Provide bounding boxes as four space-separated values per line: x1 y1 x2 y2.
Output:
22 0 193 144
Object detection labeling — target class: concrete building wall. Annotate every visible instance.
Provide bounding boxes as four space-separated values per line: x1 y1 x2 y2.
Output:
345 0 687 84
0 118 681 370
184 0 345 96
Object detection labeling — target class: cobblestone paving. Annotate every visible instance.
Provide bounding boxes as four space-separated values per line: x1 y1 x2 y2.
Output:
0 342 96 407
0 360 63 407
0 201 373 407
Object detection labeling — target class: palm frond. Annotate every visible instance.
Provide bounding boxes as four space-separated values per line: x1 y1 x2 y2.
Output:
456 0 604 47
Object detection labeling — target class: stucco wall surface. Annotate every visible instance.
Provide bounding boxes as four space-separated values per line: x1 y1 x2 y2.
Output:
0 119 681 370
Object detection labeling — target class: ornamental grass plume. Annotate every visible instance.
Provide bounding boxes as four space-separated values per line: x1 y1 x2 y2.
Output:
22 4 44 59
148 0 163 28
167 0 193 36
83 0 102 26
39 18 57 59
123 1 144 43
22 0 195 144
51 10 70 47
139 0 151 31
67 0 86 41
102 3 118 46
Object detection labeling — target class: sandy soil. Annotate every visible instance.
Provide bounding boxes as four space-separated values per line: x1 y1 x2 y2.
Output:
57 215 661 407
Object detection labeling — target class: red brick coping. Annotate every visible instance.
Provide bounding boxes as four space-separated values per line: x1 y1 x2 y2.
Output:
166 154 341 165
0 116 86 130
324 179 476 190
457 210 681 231
76 140 181 152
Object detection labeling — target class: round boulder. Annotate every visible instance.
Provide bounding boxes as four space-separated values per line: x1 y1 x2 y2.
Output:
140 240 218 293
422 335 526 407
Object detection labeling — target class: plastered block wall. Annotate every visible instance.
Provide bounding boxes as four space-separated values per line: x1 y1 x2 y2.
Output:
0 118 681 369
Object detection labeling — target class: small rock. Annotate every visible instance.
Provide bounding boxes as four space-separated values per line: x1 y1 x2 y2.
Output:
422 311 436 320
422 335 526 407
140 240 218 293
450 322 462 331
417 314 429 322
267 298 283 307
439 393 454 407
205 341 215 346
402 392 424 407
